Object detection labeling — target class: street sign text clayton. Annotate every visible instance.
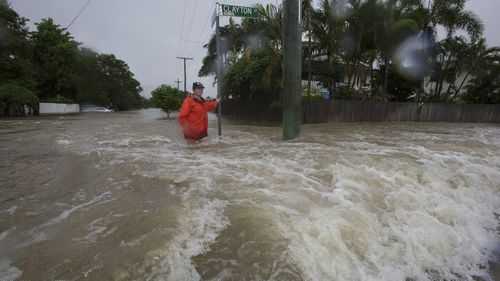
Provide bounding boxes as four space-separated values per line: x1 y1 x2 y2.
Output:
218 4 260 18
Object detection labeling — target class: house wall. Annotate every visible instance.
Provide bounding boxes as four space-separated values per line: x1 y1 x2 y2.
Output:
423 72 473 98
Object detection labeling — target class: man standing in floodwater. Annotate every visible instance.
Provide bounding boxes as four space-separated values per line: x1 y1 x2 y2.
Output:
178 82 219 143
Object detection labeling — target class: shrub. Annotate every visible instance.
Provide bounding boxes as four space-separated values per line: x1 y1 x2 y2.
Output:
301 85 325 101
0 83 39 115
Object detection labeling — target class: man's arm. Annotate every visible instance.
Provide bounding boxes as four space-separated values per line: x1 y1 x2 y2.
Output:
178 98 192 124
204 99 219 111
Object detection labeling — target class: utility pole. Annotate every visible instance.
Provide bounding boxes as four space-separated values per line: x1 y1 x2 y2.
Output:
176 57 193 93
174 79 182 90
283 0 302 140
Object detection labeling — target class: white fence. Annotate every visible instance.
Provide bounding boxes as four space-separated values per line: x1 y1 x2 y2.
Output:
39 103 80 114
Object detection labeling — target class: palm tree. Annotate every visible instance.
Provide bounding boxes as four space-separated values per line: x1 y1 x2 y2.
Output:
198 18 246 78
428 36 468 101
450 39 500 102
438 0 484 42
408 0 483 101
243 3 283 88
366 0 419 96
309 0 345 92
198 3 284 107
309 0 419 97
461 40 500 103
462 64 500 104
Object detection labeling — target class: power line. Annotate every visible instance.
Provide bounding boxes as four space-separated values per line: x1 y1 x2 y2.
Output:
190 25 215 62
186 0 217 76
183 1 216 83
178 1 216 84
189 0 217 58
175 0 189 57
181 38 205 44
186 27 215 78
66 0 91 30
173 0 190 79
185 0 199 43
180 0 201 81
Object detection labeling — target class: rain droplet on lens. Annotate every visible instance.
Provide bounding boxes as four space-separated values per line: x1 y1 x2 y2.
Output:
393 35 432 80
330 0 353 19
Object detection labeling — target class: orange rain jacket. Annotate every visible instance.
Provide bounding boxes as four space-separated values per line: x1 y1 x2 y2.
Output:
178 96 219 140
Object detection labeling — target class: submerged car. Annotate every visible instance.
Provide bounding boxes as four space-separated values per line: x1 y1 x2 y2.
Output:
81 107 114 113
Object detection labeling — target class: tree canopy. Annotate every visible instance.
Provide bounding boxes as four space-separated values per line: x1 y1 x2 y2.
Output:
150 85 185 118
0 2 147 115
199 0 498 108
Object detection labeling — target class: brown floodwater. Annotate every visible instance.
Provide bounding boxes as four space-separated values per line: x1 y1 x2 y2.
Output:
0 109 499 281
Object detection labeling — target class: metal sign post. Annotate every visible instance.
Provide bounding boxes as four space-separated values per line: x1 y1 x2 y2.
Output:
215 4 223 136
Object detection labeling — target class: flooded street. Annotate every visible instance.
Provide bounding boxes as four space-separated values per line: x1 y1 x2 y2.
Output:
0 109 499 281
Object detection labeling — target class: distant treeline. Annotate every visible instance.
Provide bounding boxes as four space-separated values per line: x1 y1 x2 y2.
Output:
0 0 149 116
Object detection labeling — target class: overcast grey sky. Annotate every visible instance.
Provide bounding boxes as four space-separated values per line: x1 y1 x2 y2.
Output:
10 0 500 98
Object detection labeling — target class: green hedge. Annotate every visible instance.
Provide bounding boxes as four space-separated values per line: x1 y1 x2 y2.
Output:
0 83 39 115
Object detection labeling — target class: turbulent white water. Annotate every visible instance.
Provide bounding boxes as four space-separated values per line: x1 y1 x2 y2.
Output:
0 109 499 281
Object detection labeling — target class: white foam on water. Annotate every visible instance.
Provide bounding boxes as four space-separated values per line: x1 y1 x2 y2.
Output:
259 136 500 281
74 215 117 244
96 136 172 148
146 178 230 281
15 231 48 249
53 118 499 280
97 139 132 147
0 227 15 241
14 192 116 249
82 265 103 278
152 128 497 281
0 259 22 281
2 206 17 215
39 191 113 229
149 135 172 143
56 139 73 145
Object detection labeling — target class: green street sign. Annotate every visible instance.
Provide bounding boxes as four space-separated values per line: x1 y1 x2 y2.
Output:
218 4 260 18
